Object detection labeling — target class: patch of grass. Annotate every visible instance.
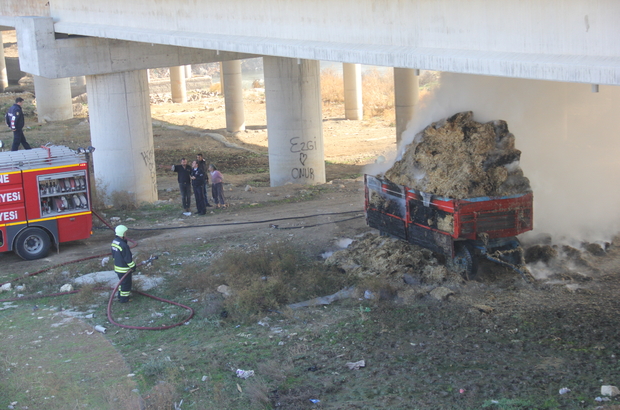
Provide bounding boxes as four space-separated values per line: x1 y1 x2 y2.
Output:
172 242 353 322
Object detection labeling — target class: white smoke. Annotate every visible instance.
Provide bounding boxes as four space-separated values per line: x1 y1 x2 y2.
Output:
391 72 620 243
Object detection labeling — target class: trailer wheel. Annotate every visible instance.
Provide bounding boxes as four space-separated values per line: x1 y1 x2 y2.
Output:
14 227 51 260
453 243 477 280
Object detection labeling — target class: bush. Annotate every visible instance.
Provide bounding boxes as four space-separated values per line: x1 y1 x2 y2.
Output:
110 190 137 211
173 242 353 321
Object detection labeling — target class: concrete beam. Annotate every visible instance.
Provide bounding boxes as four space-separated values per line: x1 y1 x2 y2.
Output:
43 0 620 85
15 17 257 79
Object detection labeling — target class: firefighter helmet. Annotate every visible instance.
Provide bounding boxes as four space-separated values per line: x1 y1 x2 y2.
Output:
115 225 128 237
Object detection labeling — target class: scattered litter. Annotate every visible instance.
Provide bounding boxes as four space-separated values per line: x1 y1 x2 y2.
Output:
1 283 12 292
94 325 106 333
236 369 255 379
257 317 270 327
236 383 243 392
459 389 465 394
346 360 365 370
101 256 109 266
202 375 208 382
595 396 611 402
127 373 135 377
559 387 570 394
183 212 192 216
601 385 620 397
310 399 321 403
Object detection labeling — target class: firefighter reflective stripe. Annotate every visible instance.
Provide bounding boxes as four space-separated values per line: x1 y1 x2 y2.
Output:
119 290 131 297
115 265 133 273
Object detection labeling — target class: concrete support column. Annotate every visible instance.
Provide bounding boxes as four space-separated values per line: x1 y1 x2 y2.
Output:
86 69 157 203
32 75 73 122
169 66 187 103
264 57 325 186
343 63 363 120
185 65 192 79
394 68 420 144
0 32 8 92
222 60 245 133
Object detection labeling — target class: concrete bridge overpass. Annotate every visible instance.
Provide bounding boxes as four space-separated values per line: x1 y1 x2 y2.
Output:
1 1 619 239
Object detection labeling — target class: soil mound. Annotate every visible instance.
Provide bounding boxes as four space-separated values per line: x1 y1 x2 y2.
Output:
385 111 531 198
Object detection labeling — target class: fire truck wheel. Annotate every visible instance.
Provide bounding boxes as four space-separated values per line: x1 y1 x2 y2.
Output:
453 243 478 281
14 227 51 260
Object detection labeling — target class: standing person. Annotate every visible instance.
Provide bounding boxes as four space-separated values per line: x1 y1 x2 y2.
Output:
190 160 207 215
6 97 31 151
209 164 227 208
171 158 192 213
196 153 212 207
111 225 136 303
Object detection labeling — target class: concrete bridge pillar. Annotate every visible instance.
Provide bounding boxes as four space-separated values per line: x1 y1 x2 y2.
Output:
343 63 363 120
185 65 192 79
33 75 73 122
0 32 8 92
170 66 187 103
264 56 325 186
222 59 245 133
394 68 419 144
86 69 157 203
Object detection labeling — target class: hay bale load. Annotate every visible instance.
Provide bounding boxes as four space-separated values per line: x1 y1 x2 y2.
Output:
384 111 531 198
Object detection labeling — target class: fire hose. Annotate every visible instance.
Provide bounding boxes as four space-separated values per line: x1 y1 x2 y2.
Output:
106 256 194 330
1 208 363 327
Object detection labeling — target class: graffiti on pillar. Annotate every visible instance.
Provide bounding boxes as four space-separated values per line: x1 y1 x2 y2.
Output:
140 148 157 187
289 136 316 180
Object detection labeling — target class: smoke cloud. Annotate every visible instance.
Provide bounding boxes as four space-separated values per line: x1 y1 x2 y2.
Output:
381 72 620 244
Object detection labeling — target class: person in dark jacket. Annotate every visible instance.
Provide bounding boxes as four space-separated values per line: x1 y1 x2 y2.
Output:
196 153 212 207
171 158 192 212
7 97 31 151
111 225 136 303
190 160 207 215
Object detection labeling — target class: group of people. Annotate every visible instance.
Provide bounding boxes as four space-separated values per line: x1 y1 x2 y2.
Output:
171 153 226 215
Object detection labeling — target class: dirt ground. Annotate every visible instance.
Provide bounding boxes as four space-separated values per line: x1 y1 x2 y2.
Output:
3 32 620 407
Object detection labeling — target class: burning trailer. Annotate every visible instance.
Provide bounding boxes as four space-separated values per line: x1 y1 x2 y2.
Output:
365 112 533 280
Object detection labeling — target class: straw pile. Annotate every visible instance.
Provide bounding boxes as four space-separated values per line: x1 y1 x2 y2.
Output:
384 111 531 198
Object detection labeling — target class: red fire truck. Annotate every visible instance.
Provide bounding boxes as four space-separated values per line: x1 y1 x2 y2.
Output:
0 145 93 260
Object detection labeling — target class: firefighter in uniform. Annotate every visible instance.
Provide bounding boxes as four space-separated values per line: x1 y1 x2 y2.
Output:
111 225 136 303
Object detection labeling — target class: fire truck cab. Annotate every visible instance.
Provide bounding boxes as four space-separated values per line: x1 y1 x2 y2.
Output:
0 146 93 260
